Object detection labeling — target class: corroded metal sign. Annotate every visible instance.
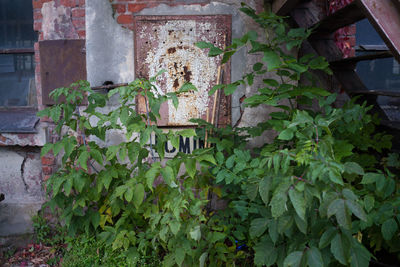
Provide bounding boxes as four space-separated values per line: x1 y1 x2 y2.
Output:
134 15 231 127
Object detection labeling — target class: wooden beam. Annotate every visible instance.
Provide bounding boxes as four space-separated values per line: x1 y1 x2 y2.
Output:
359 0 400 62
330 51 392 66
310 1 364 36
272 0 301 16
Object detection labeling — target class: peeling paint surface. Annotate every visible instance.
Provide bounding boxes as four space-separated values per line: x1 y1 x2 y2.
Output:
42 2 79 40
134 15 231 126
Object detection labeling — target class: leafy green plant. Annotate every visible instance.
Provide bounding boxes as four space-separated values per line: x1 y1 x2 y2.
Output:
38 3 400 267
61 234 161 267
193 4 400 266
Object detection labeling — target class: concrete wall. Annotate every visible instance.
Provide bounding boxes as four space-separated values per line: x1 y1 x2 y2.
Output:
0 147 44 244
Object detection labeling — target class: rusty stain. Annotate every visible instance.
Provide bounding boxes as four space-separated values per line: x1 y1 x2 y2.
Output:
183 66 192 82
168 47 176 54
134 15 232 126
173 79 179 89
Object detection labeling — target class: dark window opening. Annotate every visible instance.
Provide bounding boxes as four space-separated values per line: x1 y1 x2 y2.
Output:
0 0 37 108
355 19 400 122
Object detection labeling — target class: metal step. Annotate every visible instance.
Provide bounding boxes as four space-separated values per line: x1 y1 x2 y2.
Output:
330 51 393 68
310 1 364 36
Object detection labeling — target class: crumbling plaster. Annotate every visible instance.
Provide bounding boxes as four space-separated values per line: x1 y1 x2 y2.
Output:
42 1 79 40
0 147 44 238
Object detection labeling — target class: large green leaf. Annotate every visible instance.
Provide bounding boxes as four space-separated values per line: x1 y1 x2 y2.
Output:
199 252 208 267
331 234 348 265
169 220 181 236
189 225 201 241
254 238 277 266
145 162 160 190
133 183 145 209
161 165 177 188
259 176 272 205
306 247 323 267
345 199 367 221
361 172 381 184
250 218 268 238
270 190 288 218
289 188 306 220
77 150 89 171
319 227 337 249
350 243 371 267
185 158 196 178
381 218 398 240
175 248 185 267
283 251 303 267
328 199 351 229
263 50 281 71
344 162 364 175
363 195 375 213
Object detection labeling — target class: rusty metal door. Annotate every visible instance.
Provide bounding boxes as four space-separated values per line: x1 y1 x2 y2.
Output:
134 15 231 127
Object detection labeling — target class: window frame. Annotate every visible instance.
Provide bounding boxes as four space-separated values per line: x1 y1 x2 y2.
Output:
0 1 37 133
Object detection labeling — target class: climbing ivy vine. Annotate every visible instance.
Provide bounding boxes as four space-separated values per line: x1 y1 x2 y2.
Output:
38 3 400 267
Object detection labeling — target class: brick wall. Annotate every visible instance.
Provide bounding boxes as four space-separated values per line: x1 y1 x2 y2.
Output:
328 0 356 58
110 0 211 29
110 0 264 30
32 0 86 180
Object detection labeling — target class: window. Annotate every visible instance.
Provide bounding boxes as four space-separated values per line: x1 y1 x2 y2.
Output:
356 19 400 92
0 0 37 107
355 19 400 122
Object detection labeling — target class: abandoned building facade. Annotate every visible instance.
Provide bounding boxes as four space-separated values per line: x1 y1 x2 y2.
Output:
1 0 400 242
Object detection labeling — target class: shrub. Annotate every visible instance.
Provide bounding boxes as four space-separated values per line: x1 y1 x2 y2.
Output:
38 3 400 266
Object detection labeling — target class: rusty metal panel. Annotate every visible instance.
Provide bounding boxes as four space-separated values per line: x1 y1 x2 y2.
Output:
39 40 86 105
134 15 231 127
359 0 400 62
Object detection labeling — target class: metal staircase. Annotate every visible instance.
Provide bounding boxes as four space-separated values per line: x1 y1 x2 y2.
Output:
272 0 400 129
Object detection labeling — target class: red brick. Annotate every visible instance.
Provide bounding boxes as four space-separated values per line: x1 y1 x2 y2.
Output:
347 25 356 35
72 19 85 29
77 0 85 5
112 3 126 13
33 9 43 20
117 14 133 24
72 7 85 17
42 166 53 175
32 0 43 9
33 21 41 31
78 29 86 38
42 156 55 165
347 36 356 46
128 3 147 12
43 175 51 182
60 0 76 7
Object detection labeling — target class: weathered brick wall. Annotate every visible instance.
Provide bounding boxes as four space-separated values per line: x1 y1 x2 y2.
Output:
32 0 86 181
110 0 264 30
328 0 356 58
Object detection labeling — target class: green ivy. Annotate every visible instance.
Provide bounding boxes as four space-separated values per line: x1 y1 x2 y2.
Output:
38 3 400 267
